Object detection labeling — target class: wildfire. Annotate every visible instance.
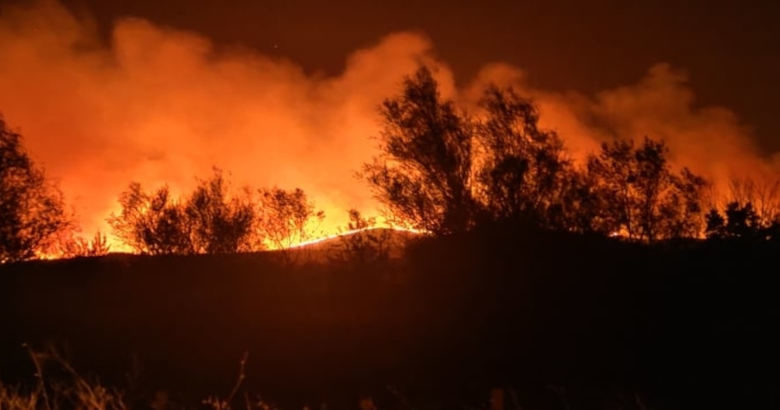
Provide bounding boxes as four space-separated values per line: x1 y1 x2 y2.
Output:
1 1 778 262
287 225 426 249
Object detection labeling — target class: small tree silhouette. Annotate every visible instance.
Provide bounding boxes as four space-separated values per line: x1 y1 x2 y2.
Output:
109 171 257 255
587 137 707 241
108 183 194 255
185 170 255 254
256 187 324 249
362 66 480 235
61 230 110 258
0 117 71 263
727 177 780 224
549 168 609 235
705 201 779 241
658 168 708 239
705 177 780 241
477 85 570 224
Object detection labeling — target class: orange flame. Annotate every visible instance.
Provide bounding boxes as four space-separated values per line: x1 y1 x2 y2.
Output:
0 1 776 258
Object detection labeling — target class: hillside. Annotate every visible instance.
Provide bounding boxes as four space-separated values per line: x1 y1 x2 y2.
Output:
1 226 779 409
291 226 418 248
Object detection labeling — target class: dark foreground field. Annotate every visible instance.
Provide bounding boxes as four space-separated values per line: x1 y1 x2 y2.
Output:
2 226 779 409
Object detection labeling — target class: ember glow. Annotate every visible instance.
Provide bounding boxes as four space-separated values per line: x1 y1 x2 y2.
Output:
0 1 777 249
288 226 425 250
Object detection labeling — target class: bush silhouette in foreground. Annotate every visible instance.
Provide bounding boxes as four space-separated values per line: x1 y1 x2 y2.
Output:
0 117 70 263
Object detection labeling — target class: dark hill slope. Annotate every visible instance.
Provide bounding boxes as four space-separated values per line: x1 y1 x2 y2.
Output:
1 226 779 409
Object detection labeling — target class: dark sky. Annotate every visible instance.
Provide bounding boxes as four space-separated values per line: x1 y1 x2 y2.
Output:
45 0 780 153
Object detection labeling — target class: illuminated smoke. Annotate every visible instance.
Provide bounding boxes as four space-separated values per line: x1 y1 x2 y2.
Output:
465 63 779 188
0 1 776 246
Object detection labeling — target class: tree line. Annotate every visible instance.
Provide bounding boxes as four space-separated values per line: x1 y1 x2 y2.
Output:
363 67 780 241
1 67 779 263
106 171 326 255
0 115 328 261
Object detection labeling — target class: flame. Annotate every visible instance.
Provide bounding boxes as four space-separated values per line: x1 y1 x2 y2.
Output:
0 1 777 259
287 226 426 249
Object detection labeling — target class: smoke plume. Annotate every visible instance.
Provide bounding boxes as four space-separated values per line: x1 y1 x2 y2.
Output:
0 1 776 244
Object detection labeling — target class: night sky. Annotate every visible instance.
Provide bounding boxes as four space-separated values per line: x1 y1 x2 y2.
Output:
53 0 780 153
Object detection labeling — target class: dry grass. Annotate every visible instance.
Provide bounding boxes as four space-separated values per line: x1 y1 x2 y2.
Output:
0 345 127 410
0 348 282 410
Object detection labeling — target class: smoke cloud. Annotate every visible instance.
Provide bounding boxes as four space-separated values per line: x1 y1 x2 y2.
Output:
0 1 776 244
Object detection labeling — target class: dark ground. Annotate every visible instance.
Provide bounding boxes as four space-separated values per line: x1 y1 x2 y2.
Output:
1 226 779 409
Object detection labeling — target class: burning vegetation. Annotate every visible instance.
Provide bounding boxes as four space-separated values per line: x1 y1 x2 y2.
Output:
2 3 780 409
1 66 779 263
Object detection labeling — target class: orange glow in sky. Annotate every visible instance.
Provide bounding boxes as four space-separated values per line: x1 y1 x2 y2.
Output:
0 2 777 250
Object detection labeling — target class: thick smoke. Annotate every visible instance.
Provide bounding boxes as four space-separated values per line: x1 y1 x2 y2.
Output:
466 63 778 185
0 1 776 244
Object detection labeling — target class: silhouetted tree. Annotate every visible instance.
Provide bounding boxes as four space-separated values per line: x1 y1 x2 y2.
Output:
61 230 110 258
363 67 596 235
704 208 727 239
705 177 780 241
658 168 708 239
108 183 194 255
0 118 70 263
477 86 570 224
256 187 324 249
587 137 707 241
706 201 779 241
363 66 480 235
727 177 780 224
365 68 713 241
548 168 610 235
109 171 257 254
185 170 255 254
